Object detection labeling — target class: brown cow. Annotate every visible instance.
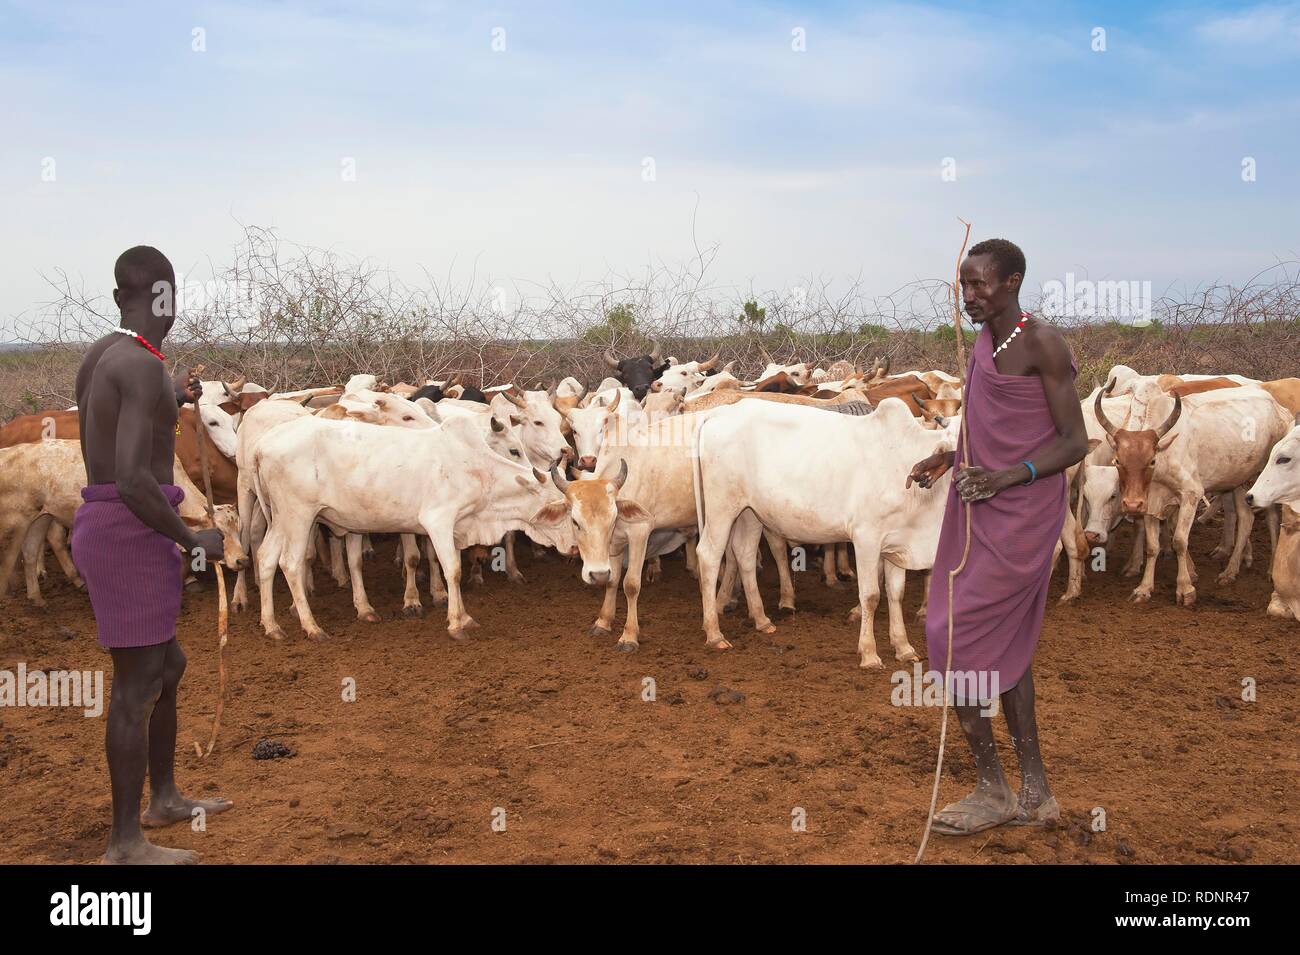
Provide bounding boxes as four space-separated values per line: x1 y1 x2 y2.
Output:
1261 378 1300 415
1160 375 1241 399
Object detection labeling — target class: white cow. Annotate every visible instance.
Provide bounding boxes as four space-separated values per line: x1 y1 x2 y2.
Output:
1246 416 1300 620
691 397 958 668
249 413 577 642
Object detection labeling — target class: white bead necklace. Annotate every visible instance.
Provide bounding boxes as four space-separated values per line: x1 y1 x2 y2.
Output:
992 311 1031 358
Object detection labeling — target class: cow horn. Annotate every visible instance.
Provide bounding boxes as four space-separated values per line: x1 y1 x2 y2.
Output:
912 394 928 410
721 360 736 375
758 344 771 366
648 339 662 362
1093 388 1117 437
533 467 546 484
603 347 621 370
547 380 558 398
877 355 892 377
1155 393 1182 438
300 394 314 407
448 374 462 388
504 390 527 408
698 351 720 371
575 383 589 404
490 416 506 433
550 462 570 493
226 374 246 393
1103 376 1116 396
612 458 629 491
605 389 621 414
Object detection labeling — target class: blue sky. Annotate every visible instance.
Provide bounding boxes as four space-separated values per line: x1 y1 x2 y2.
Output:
2 0 1298 336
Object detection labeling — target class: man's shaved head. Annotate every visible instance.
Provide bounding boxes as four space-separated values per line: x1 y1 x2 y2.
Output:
966 238 1026 283
114 245 175 299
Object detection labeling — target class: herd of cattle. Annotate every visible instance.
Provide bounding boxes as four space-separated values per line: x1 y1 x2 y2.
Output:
1 341 1298 668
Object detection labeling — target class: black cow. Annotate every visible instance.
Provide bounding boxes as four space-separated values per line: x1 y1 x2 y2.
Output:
602 340 669 401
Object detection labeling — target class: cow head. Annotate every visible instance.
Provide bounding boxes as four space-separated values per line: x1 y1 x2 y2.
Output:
1080 461 1121 547
198 403 239 457
654 353 720 394
603 341 669 400
1095 388 1182 515
493 390 572 469
563 388 623 471
532 459 650 586
1246 414 1300 508
210 503 248 570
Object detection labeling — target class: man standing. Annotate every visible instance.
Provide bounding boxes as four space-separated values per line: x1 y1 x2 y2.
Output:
907 238 1088 835
71 246 233 864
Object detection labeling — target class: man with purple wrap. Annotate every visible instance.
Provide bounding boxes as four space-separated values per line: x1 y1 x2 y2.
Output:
907 238 1089 836
71 246 233 864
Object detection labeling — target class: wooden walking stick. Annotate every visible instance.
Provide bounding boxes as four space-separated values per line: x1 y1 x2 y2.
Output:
915 217 973 863
188 374 229 758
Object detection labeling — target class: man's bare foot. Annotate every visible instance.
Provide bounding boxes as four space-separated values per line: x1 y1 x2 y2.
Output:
103 838 198 865
141 795 234 829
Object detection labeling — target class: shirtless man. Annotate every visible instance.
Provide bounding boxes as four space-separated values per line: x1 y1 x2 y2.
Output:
70 245 233 864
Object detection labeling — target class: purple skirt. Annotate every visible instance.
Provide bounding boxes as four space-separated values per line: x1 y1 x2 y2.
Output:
71 483 184 649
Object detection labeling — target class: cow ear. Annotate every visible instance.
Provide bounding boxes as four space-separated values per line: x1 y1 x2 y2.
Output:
1156 430 1181 452
217 400 240 416
1087 437 1102 453
656 361 671 375
240 390 269 411
532 500 570 524
615 499 651 524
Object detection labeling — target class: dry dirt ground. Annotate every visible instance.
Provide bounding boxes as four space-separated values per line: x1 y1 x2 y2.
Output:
1 516 1295 865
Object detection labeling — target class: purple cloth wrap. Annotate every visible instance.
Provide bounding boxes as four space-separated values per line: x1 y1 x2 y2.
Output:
924 322 1077 693
71 483 184 649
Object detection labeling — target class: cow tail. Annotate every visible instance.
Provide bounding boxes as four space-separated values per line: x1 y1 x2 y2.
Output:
251 447 272 529
692 415 707 533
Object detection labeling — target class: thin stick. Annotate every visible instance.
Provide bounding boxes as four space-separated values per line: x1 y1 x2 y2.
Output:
915 217 972 864
189 389 230 757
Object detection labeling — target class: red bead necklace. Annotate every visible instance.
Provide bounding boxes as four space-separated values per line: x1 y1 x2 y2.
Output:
111 327 166 361
992 311 1031 357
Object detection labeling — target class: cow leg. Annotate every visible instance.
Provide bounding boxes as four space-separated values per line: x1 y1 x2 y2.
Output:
616 525 653 650
717 543 741 613
730 511 774 633
346 534 381 623
255 521 288 640
423 537 448 605
1209 494 1234 560
44 521 82 587
836 542 855 580
21 515 50 606
1171 496 1200 606
398 533 424 617
362 534 375 559
1121 518 1145 577
1266 505 1280 580
882 559 918 664
328 534 348 588
425 522 476 639
468 546 486 586
0 515 31 598
916 571 931 621
821 544 840 588
1217 487 1254 585
696 506 743 649
850 536 887 668
232 474 256 611
281 521 330 641
765 530 796 613
503 532 526 584
684 531 699 580
1056 505 1086 603
1131 516 1162 602
232 495 266 611
590 546 624 638
644 555 661 584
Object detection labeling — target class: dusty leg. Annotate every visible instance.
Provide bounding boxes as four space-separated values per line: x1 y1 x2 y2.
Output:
696 507 742 649
140 640 234 828
821 544 840 588
1209 494 1234 560
328 534 348 588
590 547 624 638
281 519 331 641
917 571 932 621
763 530 796 613
731 512 774 633
346 534 381 622
45 521 82 587
1001 668 1055 821
21 515 50 606
255 519 287 639
684 531 699 580
836 541 855 580
1056 501 1085 602
1121 517 1145 577
616 525 652 650
1170 495 1200 606
425 522 476 639
851 536 891 668
1217 487 1253 584
504 532 526 584
1131 516 1161 602
882 559 918 662
399 533 424 617
0 516 30 598
423 537 448 604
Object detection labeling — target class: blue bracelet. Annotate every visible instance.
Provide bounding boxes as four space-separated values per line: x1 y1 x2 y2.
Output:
1021 460 1037 485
